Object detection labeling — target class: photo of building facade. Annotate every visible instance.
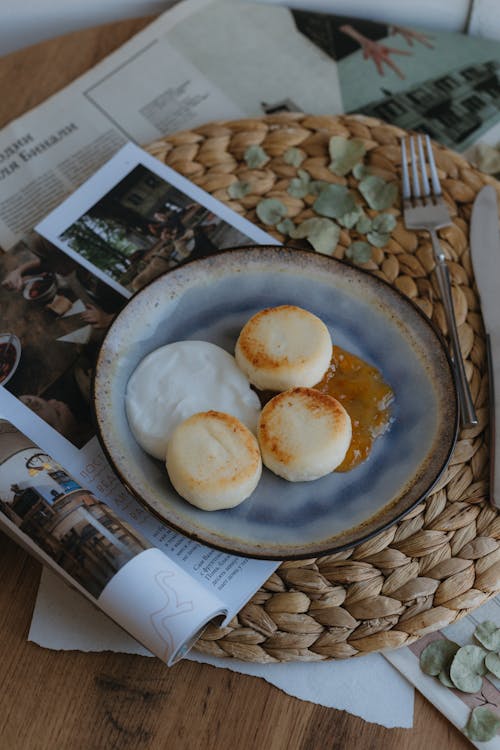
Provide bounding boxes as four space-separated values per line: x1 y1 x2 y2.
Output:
358 61 500 149
0 421 149 598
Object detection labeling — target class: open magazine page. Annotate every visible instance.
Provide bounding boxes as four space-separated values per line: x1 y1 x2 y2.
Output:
0 142 282 660
0 420 227 666
0 0 344 250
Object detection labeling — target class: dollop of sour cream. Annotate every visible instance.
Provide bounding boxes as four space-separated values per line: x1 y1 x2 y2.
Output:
125 340 261 460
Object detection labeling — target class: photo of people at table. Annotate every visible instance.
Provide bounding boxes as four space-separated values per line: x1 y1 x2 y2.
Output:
58 164 253 294
0 235 126 448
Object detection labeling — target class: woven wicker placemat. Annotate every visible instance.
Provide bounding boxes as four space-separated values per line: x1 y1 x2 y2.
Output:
145 113 500 663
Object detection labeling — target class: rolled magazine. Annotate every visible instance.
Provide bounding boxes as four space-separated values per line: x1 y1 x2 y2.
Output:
0 419 227 665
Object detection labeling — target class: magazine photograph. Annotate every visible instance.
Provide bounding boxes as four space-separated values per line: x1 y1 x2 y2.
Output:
36 142 277 297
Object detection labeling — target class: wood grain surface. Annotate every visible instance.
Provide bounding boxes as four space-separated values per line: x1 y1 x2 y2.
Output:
0 16 470 750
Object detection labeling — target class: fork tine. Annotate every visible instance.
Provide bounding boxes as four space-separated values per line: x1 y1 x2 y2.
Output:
425 134 442 196
401 138 411 199
417 136 431 197
409 137 421 198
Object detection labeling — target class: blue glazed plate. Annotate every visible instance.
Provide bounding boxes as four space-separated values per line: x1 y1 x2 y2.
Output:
93 246 458 559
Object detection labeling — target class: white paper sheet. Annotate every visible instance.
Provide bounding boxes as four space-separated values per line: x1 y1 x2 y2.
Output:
29 568 414 728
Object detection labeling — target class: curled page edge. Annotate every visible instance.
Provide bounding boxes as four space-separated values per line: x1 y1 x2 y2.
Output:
0 420 225 666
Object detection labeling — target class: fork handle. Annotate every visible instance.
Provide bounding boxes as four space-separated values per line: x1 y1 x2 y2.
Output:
430 232 478 429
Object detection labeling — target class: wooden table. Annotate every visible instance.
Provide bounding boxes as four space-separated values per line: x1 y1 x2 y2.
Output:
0 17 470 750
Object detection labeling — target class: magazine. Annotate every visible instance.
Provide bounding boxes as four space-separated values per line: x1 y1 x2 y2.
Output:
0 141 280 664
0 0 346 250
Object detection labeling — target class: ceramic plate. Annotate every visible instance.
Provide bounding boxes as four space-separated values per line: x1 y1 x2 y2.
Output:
93 246 458 559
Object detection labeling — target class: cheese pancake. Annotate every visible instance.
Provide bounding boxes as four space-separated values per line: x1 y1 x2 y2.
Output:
258 387 352 481
235 305 332 391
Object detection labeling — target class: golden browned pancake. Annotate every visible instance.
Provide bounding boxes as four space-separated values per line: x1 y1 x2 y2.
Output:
166 411 262 510
235 305 332 391
258 387 352 481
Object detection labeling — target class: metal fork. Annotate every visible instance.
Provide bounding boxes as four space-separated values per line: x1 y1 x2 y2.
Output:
401 134 477 429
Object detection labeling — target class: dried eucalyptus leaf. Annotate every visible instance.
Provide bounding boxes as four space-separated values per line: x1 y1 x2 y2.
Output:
485 651 500 678
276 218 296 235
420 640 460 677
309 180 329 196
353 162 369 180
227 180 250 199
338 205 364 229
359 175 398 211
289 217 340 256
328 136 366 176
288 169 310 198
367 230 390 248
372 213 397 233
346 241 372 264
283 147 305 167
256 198 288 225
313 184 357 219
465 706 500 742
450 645 488 693
474 621 500 651
355 215 372 234
244 145 269 168
438 669 455 688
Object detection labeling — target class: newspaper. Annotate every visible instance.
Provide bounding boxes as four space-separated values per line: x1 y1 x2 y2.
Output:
0 140 280 664
0 0 345 250
1 0 500 739
4 0 500 253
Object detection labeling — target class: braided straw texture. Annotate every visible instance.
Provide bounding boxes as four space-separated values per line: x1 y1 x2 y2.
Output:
145 113 500 662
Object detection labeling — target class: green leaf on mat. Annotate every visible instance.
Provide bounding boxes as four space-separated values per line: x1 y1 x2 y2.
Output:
359 175 398 210
276 218 296 235
420 640 460 677
449 645 488 693
485 651 500 679
338 205 364 229
313 184 357 219
438 669 455 688
256 198 288 225
283 147 305 167
244 145 269 168
309 180 329 196
328 136 366 176
353 162 369 180
371 213 397 233
367 231 390 248
355 214 372 234
474 621 500 652
345 241 372 264
289 217 340 256
465 706 500 742
227 180 250 199
288 169 311 198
